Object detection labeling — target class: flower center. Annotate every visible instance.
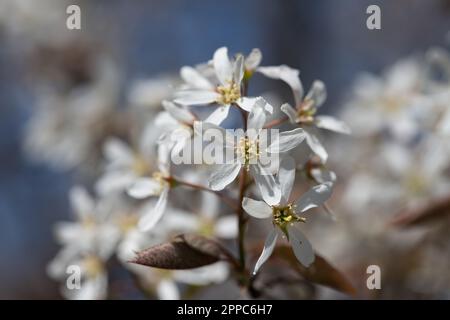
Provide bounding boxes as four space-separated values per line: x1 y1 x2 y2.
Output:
236 137 259 169
117 213 139 233
132 155 152 176
152 171 170 193
297 99 316 124
404 171 428 195
82 255 104 278
272 204 305 230
216 81 241 105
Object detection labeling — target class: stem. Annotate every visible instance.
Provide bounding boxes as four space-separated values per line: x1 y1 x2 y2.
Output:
237 168 248 274
264 115 288 128
171 178 239 211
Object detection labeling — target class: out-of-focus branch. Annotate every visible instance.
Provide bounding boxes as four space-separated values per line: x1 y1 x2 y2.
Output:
390 194 450 227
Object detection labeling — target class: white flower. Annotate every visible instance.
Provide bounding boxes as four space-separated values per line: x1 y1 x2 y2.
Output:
156 100 196 159
24 57 120 170
47 187 120 300
341 58 425 142
126 152 172 231
174 47 262 125
242 157 333 274
199 98 306 205
257 65 350 162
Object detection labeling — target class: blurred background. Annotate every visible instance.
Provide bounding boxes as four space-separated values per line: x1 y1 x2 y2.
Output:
0 0 449 299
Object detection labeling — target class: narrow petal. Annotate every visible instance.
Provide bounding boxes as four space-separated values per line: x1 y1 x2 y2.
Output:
209 163 241 191
213 47 232 85
195 121 235 148
257 65 303 105
245 48 262 70
157 279 180 300
267 128 306 153
180 66 214 90
315 116 351 134
174 90 218 106
280 103 298 123
95 171 136 195
237 97 257 112
305 131 328 162
278 156 296 205
247 98 267 131
205 105 230 125
233 54 245 84
242 197 272 219
287 225 314 267
162 100 195 124
138 188 169 231
103 138 134 165
250 165 281 206
294 182 333 213
305 80 327 108
310 168 337 184
69 186 95 220
253 228 278 274
127 178 161 199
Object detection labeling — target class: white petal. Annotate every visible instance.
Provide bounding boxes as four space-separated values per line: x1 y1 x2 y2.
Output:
245 48 262 70
280 103 298 123
257 65 303 105
438 109 450 135
305 80 327 108
310 168 337 184
213 47 233 85
95 171 136 195
295 182 333 213
253 228 278 274
315 116 351 134
74 274 108 300
267 128 306 153
242 197 272 219
157 279 179 300
287 225 314 267
305 131 328 162
127 178 161 199
180 66 214 90
238 97 273 113
174 90 218 105
250 165 281 206
205 105 230 125
69 186 95 220
103 138 134 165
209 163 241 191
233 54 245 84
138 188 169 231
173 262 229 285
162 100 195 124
247 98 267 131
195 121 235 148
278 156 296 205
214 215 238 238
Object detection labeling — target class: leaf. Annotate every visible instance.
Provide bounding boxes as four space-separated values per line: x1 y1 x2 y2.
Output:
273 245 357 296
178 234 229 260
390 195 450 227
130 234 229 270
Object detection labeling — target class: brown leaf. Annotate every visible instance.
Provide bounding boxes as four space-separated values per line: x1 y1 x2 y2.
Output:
178 234 228 260
390 195 450 227
273 245 357 296
130 235 227 270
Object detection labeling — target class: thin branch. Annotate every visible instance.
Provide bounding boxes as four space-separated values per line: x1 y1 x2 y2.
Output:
171 177 239 211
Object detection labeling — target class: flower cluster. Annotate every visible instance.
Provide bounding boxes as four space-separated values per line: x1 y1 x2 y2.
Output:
40 47 350 299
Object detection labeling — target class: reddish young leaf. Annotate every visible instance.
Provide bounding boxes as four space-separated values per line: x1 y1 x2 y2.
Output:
130 235 227 270
390 195 450 227
273 245 357 296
